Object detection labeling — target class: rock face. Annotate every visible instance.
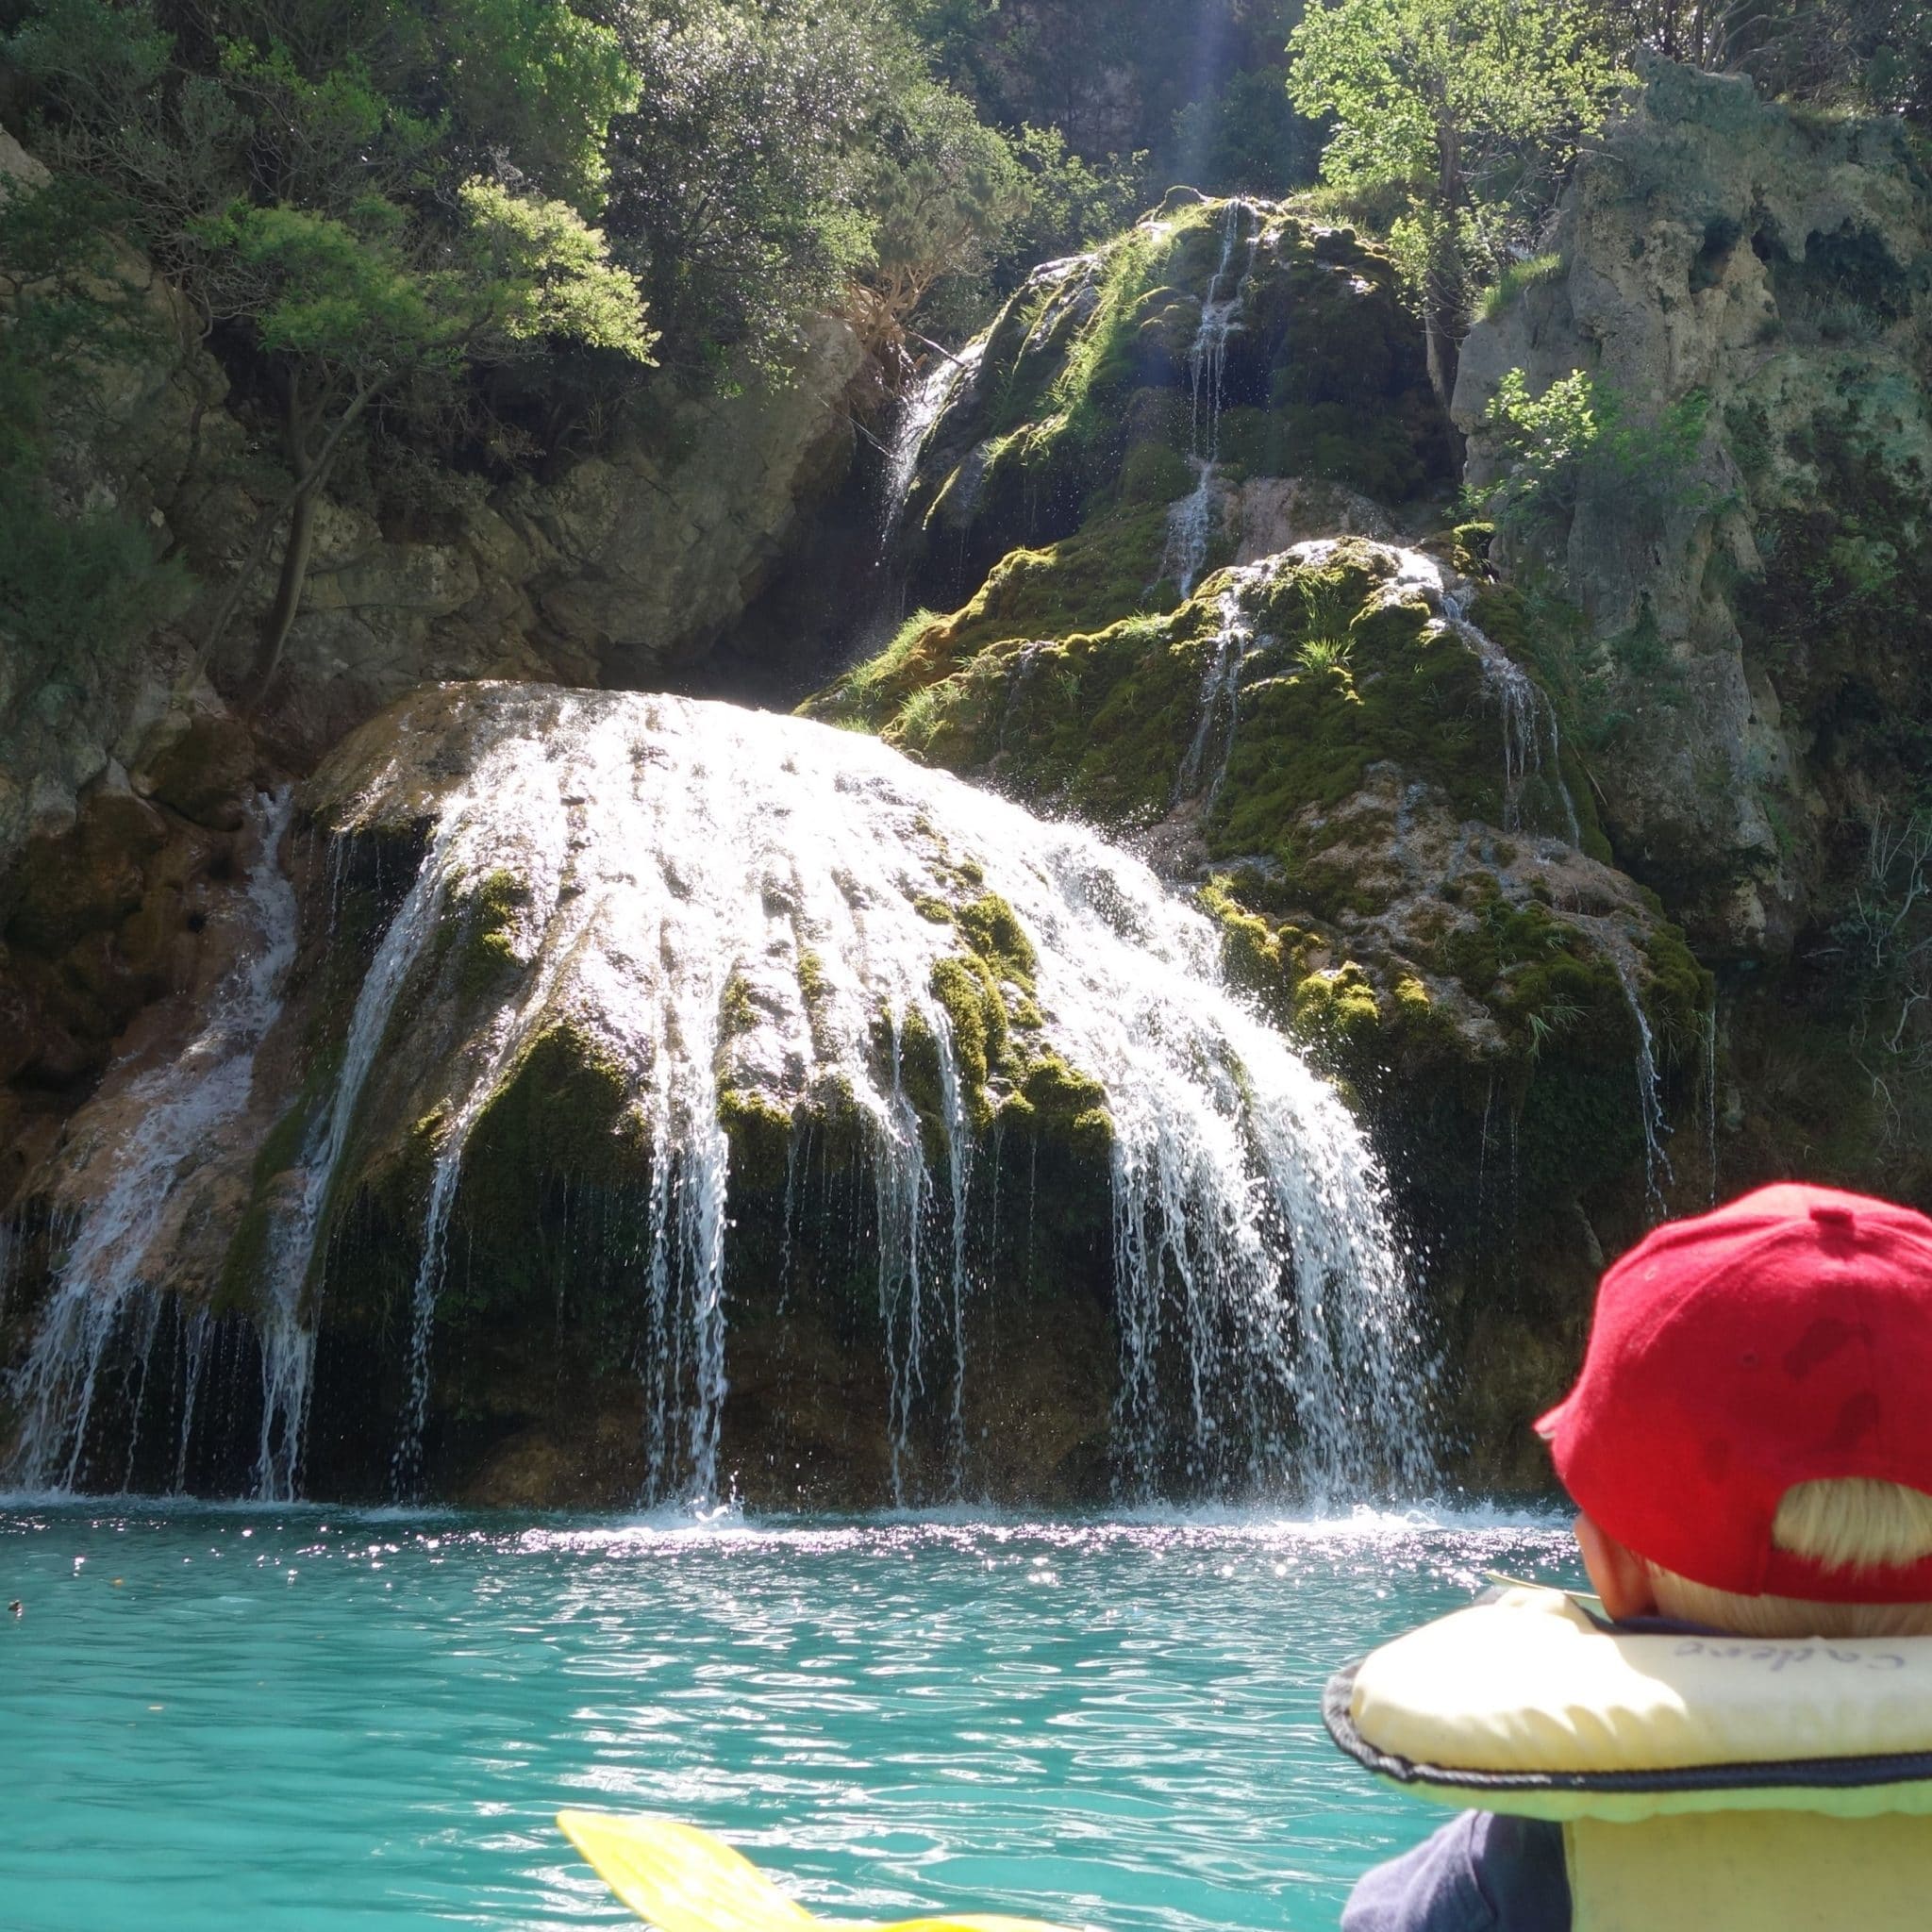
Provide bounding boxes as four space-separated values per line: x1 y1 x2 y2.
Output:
892 193 1455 614
0 116 864 864
1454 58 1932 1206
1455 58 1932 965
0 125 863 1222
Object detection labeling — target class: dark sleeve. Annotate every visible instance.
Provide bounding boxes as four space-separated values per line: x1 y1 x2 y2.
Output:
1340 1812 1569 1932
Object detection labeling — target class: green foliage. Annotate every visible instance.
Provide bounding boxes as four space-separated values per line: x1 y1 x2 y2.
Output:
996 126 1150 286
433 0 640 212
0 178 192 684
1289 0 1627 193
1475 252 1563 322
1170 62 1324 196
6 0 655 682
1472 367 1712 546
602 0 1068 367
1287 0 1628 394
861 62 1031 336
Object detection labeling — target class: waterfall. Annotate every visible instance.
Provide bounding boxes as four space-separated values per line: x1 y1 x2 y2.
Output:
1174 563 1273 806
6 789 297 1493
1160 203 1258 599
1606 941 1675 1218
253 838 447 1499
1441 610 1583 844
879 343 984 551
315 692 1434 1504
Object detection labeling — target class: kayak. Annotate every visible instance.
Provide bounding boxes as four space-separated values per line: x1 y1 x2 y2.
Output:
558 1812 1085 1932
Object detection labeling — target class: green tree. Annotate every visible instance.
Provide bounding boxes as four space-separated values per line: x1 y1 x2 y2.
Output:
1288 0 1628 407
603 0 1043 369
5 0 654 695
1473 366 1711 545
0 175 193 712
604 0 881 370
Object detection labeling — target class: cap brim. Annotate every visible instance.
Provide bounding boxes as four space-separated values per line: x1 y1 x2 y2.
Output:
1531 1396 1570 1441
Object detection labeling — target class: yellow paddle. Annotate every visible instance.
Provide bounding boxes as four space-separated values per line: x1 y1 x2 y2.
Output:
557 1811 1087 1932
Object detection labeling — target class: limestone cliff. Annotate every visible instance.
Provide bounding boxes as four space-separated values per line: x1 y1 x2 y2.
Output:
1455 58 1932 1202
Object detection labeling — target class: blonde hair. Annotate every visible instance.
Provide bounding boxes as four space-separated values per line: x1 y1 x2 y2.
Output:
1651 1479 1932 1638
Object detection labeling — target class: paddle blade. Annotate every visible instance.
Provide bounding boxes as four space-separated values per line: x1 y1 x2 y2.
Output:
558 1812 820 1932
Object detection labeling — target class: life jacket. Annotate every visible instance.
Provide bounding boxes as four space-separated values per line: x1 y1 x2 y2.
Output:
1324 1584 1932 1932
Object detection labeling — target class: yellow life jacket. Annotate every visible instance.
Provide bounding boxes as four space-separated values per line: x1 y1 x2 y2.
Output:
1325 1585 1932 1932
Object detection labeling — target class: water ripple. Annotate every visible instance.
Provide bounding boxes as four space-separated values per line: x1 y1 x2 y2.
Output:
0 1506 1574 1932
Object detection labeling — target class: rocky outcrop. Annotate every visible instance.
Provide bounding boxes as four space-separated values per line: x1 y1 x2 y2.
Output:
814 193 1717 1479
0 129 863 1231
1 683 1432 1507
186 316 865 768
893 193 1455 612
1454 58 1932 965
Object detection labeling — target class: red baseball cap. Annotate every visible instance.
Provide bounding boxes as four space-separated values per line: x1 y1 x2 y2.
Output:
1537 1182 1932 1602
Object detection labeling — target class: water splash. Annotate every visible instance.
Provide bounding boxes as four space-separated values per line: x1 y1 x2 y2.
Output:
253 832 456 1500
315 692 1432 1504
7 789 297 1492
1160 203 1258 599
1174 562 1278 807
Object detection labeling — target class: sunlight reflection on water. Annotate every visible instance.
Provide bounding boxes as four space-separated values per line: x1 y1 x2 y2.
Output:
0 1503 1576 1932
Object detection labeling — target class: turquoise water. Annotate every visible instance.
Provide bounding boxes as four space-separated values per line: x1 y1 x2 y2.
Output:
0 1506 1576 1931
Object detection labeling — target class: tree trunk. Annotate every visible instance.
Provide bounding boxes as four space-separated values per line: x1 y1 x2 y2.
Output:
247 482 323 700
1424 120 1466 414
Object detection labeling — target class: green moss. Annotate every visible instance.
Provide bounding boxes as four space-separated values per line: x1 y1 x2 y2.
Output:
797 947 829 1008
1208 552 1498 869
1393 974 1432 1019
452 867 527 1001
463 1024 642 1190
957 891 1038 989
1641 923 1717 1056
1463 582 1614 859
804 608 941 730
719 1087 795 1191
930 955 1005 1122
1475 253 1563 323
1119 439 1195 505
1014 1050 1113 1158
1196 874 1318 1023
720 972 758 1037
1291 963 1383 1049
213 1081 327 1315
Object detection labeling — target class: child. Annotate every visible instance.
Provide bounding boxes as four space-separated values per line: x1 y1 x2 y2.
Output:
1341 1181 1932 1932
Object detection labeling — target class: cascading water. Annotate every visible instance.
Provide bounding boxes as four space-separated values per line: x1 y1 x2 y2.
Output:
1174 562 1273 806
6 789 297 1493
1589 929 1675 1219
1461 625 1585 845
308 691 1434 1505
1160 203 1258 599
878 343 984 551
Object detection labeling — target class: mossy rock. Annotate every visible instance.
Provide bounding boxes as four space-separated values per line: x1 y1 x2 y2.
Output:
896 196 1454 598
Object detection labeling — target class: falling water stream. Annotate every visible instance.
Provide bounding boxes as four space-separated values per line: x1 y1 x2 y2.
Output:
879 343 984 550
7 790 298 1492
1161 204 1258 599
